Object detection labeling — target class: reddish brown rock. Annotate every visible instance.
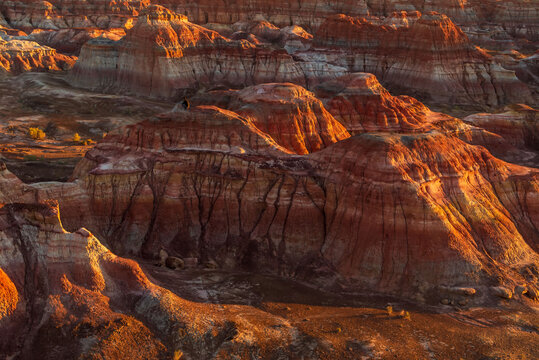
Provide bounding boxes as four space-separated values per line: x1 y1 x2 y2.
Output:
0 200 319 358
27 27 126 55
314 72 432 134
0 38 75 73
464 104 539 150
308 12 534 107
7 89 531 302
56 125 538 299
312 72 534 166
69 5 307 98
202 83 351 154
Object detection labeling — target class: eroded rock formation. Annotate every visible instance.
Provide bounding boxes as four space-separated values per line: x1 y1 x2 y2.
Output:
308 12 534 107
69 5 308 98
0 38 75 73
0 78 534 303
464 104 538 150
0 200 322 359
193 83 351 154
68 6 534 108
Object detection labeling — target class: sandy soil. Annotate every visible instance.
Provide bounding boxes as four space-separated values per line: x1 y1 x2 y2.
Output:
139 259 539 360
0 73 173 182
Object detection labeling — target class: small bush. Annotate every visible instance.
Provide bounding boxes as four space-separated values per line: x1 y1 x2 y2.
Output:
385 305 393 316
404 311 411 320
73 133 81 142
28 127 45 140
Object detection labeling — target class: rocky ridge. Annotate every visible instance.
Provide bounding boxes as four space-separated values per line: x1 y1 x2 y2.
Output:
0 199 336 359
0 37 75 73
1 77 537 304
68 6 536 109
308 12 534 107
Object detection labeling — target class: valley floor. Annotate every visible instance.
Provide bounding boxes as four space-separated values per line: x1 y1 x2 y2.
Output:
140 259 539 360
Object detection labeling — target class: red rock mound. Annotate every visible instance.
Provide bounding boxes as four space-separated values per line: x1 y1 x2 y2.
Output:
314 73 432 133
309 12 534 107
0 39 76 74
198 83 351 154
69 5 306 98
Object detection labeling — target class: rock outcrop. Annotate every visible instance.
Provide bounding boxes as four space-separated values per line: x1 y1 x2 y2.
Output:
0 199 325 358
69 5 308 99
313 73 432 134
308 12 534 107
2 81 533 302
194 83 351 154
27 27 126 55
464 104 539 150
0 38 75 73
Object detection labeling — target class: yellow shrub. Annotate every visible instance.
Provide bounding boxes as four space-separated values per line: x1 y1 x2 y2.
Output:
73 133 81 142
28 127 45 140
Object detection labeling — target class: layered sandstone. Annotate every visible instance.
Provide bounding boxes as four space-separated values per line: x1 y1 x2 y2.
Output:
69 5 308 98
0 38 75 73
198 83 351 154
464 104 539 150
0 199 321 358
308 12 534 107
57 120 539 301
27 27 126 54
68 7 534 108
2 89 530 302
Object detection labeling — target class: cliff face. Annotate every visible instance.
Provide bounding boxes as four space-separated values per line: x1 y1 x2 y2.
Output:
69 6 534 108
0 200 336 359
0 78 531 302
309 12 534 107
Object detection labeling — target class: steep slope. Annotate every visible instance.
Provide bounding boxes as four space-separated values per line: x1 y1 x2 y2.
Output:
308 12 534 107
69 5 307 98
8 99 534 303
0 199 334 359
313 72 432 133
197 83 351 154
